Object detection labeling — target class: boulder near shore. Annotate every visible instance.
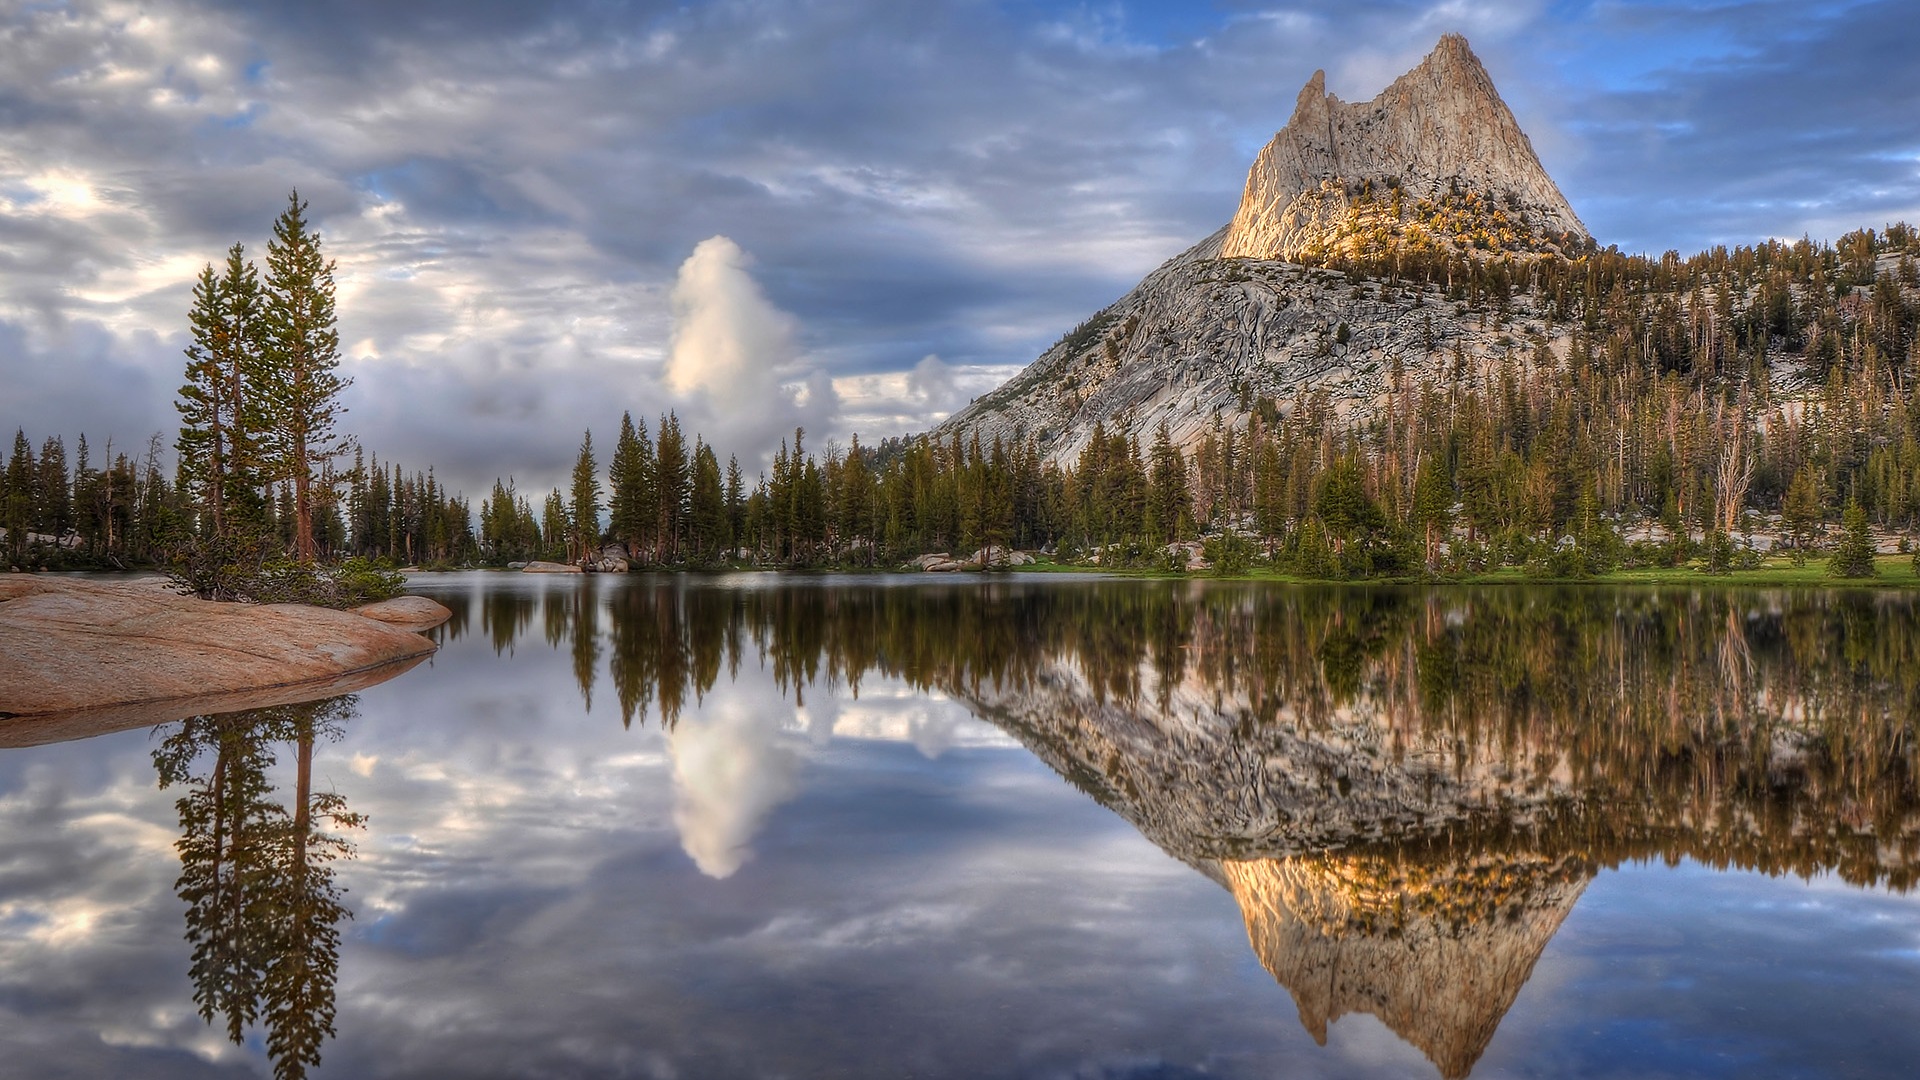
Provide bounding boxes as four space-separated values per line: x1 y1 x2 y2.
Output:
0 576 448 742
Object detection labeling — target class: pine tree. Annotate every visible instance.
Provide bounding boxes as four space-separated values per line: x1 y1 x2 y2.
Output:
1315 457 1385 546
1411 451 1454 570
688 439 725 565
656 413 690 562
1830 499 1876 578
607 412 654 562
259 192 349 562
540 489 568 562
838 436 876 562
724 454 745 559
569 429 601 565
1145 422 1190 544
3 429 31 561
177 246 268 545
37 436 71 543
1783 466 1822 558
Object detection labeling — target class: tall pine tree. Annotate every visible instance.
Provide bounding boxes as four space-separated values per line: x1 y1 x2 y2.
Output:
260 193 349 562
569 429 601 565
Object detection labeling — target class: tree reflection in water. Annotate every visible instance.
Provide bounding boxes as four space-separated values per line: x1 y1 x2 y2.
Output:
153 696 364 1080
184 579 1920 1079
493 578 1920 1077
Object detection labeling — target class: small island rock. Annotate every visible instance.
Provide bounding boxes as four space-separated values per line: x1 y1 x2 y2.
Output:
351 595 453 630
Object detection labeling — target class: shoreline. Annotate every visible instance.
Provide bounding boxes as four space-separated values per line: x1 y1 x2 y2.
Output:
376 556 1920 589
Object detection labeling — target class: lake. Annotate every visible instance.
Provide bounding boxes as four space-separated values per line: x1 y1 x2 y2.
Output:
3 574 1920 1079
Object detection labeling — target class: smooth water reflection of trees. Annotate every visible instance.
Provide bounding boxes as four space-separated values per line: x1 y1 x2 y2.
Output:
466 581 1920 871
153 696 363 1080
447 577 1920 1077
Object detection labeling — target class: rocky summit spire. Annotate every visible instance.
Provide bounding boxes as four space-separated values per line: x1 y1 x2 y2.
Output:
1221 34 1589 261
929 35 1598 465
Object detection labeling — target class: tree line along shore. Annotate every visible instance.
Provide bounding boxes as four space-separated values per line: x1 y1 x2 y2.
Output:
5 211 1920 587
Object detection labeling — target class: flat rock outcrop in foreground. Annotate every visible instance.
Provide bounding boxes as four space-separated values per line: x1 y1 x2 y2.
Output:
0 577 445 739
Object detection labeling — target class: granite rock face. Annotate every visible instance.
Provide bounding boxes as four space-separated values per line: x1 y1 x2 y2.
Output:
1222 34 1587 261
933 35 1586 464
351 594 454 631
955 656 1596 1078
938 238 1571 464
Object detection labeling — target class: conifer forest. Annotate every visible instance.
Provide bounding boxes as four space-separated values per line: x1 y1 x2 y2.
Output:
6 219 1920 581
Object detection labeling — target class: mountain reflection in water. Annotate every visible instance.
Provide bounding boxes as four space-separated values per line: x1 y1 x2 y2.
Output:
144 579 1920 1079
431 578 1920 1079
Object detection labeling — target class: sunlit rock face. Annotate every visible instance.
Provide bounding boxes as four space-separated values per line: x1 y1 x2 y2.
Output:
1221 35 1589 261
931 35 1593 465
1222 854 1586 1080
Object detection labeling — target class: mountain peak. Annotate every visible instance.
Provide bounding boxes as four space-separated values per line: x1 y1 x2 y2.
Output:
1428 30 1476 68
929 36 1596 465
1290 68 1329 120
1221 34 1588 262
1225 854 1587 1079
1397 33 1500 113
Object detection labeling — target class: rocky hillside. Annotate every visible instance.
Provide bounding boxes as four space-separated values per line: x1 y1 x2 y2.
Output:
932 35 1587 464
938 231 1573 464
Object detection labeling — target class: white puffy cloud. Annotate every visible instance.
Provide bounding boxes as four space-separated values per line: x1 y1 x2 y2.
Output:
664 235 839 470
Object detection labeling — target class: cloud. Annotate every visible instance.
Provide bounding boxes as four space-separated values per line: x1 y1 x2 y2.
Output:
3 0 1918 500
663 235 839 470
907 354 962 417
0 318 175 452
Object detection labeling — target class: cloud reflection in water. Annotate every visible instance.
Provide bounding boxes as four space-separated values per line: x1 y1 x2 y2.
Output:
5 576 1920 1078
667 690 803 879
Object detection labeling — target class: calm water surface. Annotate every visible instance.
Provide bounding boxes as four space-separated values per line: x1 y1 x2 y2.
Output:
4 574 1920 1079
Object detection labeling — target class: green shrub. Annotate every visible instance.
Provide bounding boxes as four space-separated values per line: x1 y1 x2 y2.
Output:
1204 532 1255 576
169 536 407 609
1579 523 1624 574
327 557 409 606
1443 539 1489 575
1621 539 1665 570
1829 502 1876 579
1290 520 1338 579
166 533 278 603
1702 530 1735 575
1526 538 1588 579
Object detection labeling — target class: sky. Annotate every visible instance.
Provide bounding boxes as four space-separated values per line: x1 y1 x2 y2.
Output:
1 0 1917 500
